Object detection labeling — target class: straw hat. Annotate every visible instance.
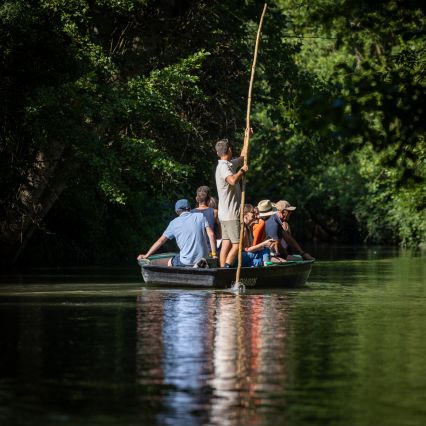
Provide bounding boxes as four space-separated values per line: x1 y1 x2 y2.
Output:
257 200 277 217
274 200 296 211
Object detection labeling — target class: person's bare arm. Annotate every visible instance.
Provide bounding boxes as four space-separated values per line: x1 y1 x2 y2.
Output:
282 231 315 260
225 164 248 186
240 127 252 159
230 129 253 166
206 226 217 257
270 240 281 255
246 239 274 253
137 235 168 260
213 209 219 223
214 209 222 240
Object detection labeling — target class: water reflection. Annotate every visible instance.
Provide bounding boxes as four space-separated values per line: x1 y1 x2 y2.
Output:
134 291 291 425
1 251 426 426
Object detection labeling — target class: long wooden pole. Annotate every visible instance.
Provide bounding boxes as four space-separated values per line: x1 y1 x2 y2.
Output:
235 3 267 285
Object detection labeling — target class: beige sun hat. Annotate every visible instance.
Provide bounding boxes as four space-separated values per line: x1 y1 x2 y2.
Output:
274 200 296 211
257 199 277 217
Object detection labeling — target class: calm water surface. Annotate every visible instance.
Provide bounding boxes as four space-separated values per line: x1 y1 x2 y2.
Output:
1 247 425 426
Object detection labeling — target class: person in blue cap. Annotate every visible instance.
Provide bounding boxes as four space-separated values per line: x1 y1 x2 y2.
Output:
137 199 216 267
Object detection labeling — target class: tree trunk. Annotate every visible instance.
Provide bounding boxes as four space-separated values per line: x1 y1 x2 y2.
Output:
0 143 67 265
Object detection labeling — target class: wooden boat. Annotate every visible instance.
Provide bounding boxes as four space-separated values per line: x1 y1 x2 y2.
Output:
138 253 314 289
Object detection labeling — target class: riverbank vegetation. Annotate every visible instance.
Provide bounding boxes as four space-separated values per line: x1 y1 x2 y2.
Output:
1 0 424 265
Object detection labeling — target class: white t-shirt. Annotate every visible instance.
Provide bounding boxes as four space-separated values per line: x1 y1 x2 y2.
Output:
215 158 242 221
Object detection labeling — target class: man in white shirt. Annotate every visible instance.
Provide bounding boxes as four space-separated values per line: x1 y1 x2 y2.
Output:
215 138 248 267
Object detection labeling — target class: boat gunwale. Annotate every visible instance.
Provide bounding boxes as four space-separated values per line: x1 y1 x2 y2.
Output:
142 259 314 275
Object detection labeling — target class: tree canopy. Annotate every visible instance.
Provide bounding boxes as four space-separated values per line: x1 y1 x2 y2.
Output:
0 0 424 265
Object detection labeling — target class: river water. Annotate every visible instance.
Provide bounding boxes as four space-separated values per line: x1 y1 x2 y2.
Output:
1 247 425 426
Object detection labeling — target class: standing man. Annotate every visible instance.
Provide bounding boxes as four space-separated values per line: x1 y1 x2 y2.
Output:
215 138 248 268
137 199 216 267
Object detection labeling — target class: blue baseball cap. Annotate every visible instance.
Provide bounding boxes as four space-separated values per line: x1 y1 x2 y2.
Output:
175 199 191 212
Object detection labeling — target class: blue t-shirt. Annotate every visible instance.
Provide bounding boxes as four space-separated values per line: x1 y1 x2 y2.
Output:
191 207 215 230
163 212 209 265
191 207 219 246
265 213 283 241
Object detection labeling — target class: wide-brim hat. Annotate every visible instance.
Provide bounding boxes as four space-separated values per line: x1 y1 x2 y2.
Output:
257 199 277 217
274 200 296 211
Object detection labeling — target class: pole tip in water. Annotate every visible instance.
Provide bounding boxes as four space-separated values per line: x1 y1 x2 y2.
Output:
230 281 246 293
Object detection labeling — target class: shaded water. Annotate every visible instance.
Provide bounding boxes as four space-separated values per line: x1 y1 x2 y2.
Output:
1 247 425 425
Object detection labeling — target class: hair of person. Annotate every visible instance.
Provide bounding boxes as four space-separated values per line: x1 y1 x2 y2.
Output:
243 204 254 215
215 138 231 157
208 196 218 209
196 186 211 205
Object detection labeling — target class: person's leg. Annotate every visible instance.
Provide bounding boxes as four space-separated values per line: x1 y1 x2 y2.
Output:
224 219 241 266
250 250 264 267
170 255 180 267
225 243 240 266
242 251 254 267
171 255 192 267
261 248 271 264
220 220 232 267
220 239 231 267
220 220 241 267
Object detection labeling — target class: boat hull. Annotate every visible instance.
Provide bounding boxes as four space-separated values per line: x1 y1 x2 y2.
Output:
140 258 314 289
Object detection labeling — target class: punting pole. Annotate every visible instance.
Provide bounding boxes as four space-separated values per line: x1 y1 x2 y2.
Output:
233 3 267 291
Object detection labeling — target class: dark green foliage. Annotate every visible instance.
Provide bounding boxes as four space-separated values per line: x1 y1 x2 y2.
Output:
250 0 425 247
0 0 424 265
0 0 271 264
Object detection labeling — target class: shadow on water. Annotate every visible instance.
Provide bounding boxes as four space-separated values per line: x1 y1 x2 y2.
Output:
0 247 426 425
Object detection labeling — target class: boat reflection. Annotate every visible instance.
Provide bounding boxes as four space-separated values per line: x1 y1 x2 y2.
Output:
135 291 290 425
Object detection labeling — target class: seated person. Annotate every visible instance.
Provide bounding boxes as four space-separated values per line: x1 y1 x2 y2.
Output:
191 185 220 256
137 199 216 267
251 199 276 245
208 195 222 240
241 204 275 267
208 195 222 254
265 199 315 262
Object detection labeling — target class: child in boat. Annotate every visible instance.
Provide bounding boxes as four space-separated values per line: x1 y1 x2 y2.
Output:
191 186 220 256
251 199 276 246
207 195 221 240
242 204 275 267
